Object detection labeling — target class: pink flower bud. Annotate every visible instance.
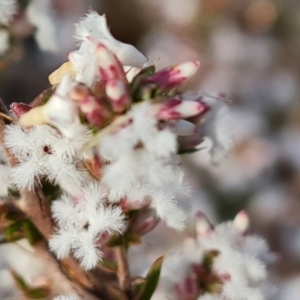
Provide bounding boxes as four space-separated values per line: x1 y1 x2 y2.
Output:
105 79 131 113
233 211 249 234
120 197 152 212
128 208 159 236
79 95 111 128
96 43 126 82
175 276 199 300
10 102 32 119
146 60 200 90
151 98 208 121
70 85 112 128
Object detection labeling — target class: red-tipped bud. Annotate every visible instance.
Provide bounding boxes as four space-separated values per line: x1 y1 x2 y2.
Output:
175 276 200 299
128 208 159 236
106 79 131 113
146 60 200 90
151 98 208 121
70 85 111 128
80 96 111 128
96 43 126 82
120 197 152 212
10 102 32 119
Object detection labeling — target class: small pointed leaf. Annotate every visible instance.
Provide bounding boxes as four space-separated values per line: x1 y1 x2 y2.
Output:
4 221 23 239
22 220 43 245
25 287 49 299
138 254 165 300
10 270 28 292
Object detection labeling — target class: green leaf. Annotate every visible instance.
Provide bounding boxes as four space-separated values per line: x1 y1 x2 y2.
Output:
10 270 28 292
0 233 24 244
25 287 49 299
7 187 20 197
22 220 43 245
177 147 201 155
4 219 43 245
131 277 146 297
39 88 54 106
4 220 23 239
138 254 165 300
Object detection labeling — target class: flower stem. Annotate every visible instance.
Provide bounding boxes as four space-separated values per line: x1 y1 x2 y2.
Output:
115 245 131 295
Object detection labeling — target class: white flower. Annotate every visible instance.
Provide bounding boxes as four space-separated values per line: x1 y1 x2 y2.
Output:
0 29 9 55
97 102 189 230
158 213 275 300
49 183 124 270
42 76 87 139
69 11 147 86
19 75 88 140
4 123 88 193
26 0 58 52
0 0 17 25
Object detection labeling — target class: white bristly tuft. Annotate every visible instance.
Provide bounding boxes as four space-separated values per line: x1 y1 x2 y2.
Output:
49 183 125 270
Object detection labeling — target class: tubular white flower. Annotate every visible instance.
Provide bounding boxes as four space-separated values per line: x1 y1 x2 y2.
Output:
0 0 17 26
68 44 98 88
70 11 147 86
74 11 147 67
19 75 88 140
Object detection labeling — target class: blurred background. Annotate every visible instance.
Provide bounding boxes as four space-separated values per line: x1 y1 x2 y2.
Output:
1 0 300 299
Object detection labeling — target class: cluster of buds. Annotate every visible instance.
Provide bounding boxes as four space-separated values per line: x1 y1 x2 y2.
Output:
9 42 210 181
3 12 228 272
